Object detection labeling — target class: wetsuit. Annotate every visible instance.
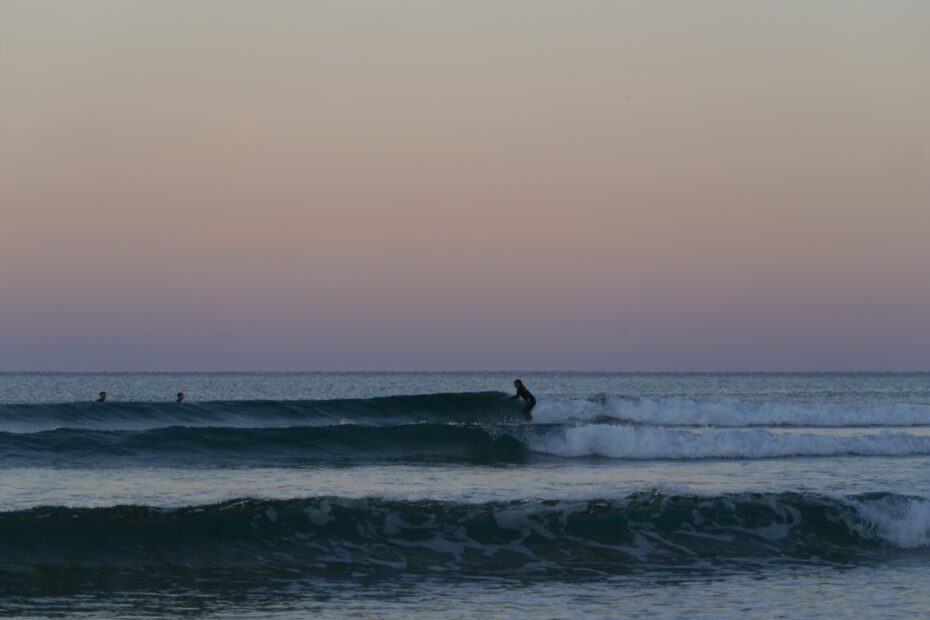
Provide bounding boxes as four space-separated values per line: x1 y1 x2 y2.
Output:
512 385 537 420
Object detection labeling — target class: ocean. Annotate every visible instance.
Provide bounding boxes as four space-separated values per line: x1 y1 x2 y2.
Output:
1 372 929 618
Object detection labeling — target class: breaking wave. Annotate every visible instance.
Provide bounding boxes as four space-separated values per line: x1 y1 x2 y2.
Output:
526 425 930 460
5 393 929 435
531 395 930 427
2 424 930 466
0 492 927 589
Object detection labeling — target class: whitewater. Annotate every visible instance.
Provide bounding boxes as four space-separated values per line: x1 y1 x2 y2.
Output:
1 372 930 619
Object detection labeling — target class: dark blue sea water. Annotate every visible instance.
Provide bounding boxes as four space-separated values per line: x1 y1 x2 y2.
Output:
2 372 930 618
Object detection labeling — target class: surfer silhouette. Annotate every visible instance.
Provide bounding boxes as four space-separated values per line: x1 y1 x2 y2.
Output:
176 392 185 402
96 391 107 403
511 379 536 421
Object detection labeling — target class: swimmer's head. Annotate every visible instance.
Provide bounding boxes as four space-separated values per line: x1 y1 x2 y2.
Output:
97 391 107 402
176 392 185 402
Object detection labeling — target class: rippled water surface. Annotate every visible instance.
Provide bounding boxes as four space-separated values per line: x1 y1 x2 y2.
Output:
1 372 929 618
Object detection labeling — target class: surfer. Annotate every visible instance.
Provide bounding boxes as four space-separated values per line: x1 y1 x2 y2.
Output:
176 392 185 402
510 379 536 421
96 391 107 403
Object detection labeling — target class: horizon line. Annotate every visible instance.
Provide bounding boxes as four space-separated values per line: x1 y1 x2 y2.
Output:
2 370 929 374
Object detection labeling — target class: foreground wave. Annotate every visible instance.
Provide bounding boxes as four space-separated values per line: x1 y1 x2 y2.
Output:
1 492 927 591
4 424 930 466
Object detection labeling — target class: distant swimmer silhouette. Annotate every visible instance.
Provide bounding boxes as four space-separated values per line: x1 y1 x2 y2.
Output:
176 392 185 402
96 391 107 403
510 379 536 421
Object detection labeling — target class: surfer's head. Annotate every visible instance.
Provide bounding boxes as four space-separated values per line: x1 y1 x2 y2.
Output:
514 379 524 388
97 391 107 402
176 392 185 402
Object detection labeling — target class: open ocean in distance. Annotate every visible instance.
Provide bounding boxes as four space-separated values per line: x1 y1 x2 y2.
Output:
1 371 930 619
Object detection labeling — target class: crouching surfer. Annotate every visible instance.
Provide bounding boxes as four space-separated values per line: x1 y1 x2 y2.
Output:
511 379 536 421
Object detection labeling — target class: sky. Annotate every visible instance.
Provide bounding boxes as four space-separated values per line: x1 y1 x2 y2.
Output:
1 0 929 371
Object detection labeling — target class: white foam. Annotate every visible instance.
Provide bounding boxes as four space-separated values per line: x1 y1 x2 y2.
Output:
526 425 930 460
530 397 930 428
849 495 930 548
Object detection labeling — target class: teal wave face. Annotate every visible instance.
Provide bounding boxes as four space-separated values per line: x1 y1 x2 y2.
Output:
1 492 927 593
5 423 930 467
0 424 530 466
0 392 518 432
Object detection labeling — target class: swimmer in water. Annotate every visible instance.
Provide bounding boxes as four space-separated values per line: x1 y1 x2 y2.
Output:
176 392 185 402
510 379 536 421
96 391 107 403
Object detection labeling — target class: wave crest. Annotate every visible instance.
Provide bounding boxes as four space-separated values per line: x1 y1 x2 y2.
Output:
4 424 930 466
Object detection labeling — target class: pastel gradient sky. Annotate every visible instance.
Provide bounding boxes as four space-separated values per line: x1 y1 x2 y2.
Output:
2 1 929 371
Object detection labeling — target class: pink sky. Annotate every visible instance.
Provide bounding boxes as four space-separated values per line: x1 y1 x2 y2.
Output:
1 1 929 370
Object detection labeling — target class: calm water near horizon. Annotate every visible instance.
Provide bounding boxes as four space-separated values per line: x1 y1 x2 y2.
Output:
1 372 929 618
